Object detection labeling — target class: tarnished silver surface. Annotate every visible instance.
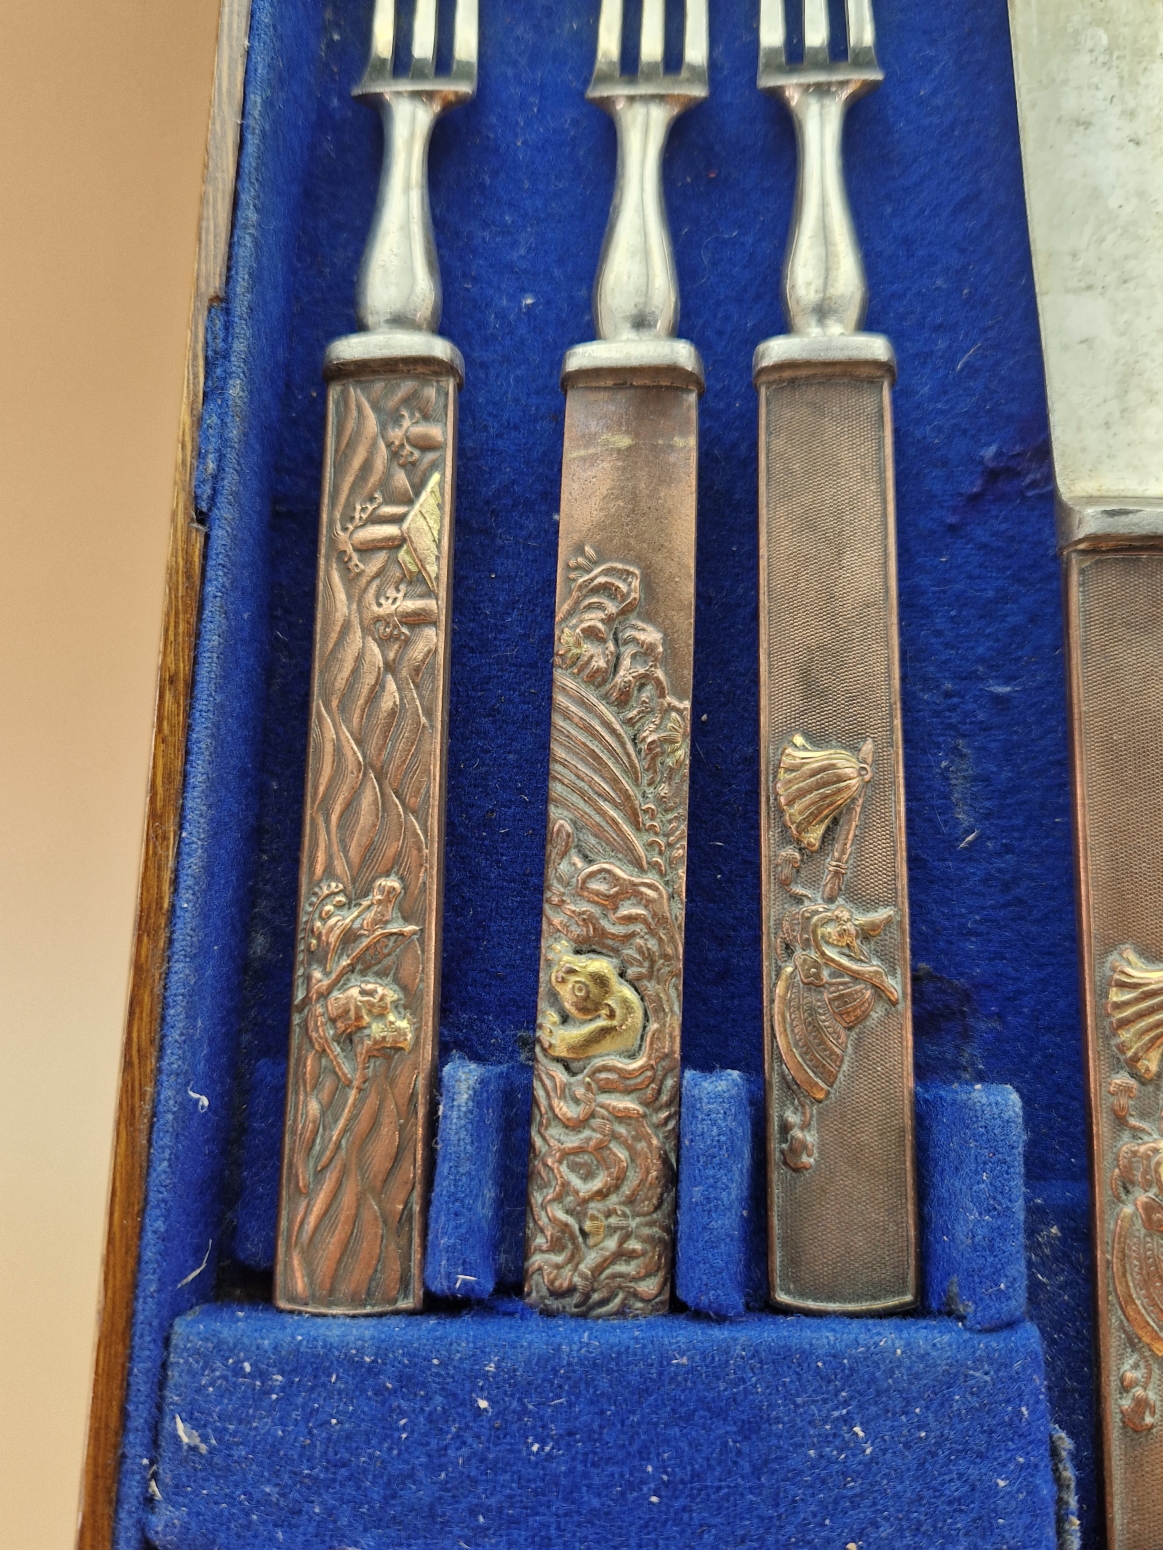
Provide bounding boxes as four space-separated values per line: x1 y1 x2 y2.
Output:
275 0 476 1317
1011 3 1163 1542
523 0 706 1320
353 0 476 336
588 0 708 347
758 0 882 337
755 0 917 1315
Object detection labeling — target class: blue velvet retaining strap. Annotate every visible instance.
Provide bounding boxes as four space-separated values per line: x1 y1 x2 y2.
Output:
148 1302 1057 1550
917 1083 1028 1332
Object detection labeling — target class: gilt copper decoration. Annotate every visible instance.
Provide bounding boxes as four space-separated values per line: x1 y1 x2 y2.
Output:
275 0 476 1315
754 0 916 1314
772 735 899 1172
523 0 706 1319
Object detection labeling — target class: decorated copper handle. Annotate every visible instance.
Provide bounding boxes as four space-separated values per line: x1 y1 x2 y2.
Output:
756 353 917 1314
275 359 457 1314
523 370 700 1319
1062 532 1163 1549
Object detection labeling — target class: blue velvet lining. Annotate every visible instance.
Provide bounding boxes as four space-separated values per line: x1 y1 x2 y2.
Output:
117 0 1096 1543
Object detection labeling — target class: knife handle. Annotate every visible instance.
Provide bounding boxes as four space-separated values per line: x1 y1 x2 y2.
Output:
755 342 917 1314
1063 540 1163 1550
275 357 458 1314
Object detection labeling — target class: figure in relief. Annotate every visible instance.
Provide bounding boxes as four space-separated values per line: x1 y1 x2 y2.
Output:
771 734 898 1171
525 551 689 1318
539 940 645 1060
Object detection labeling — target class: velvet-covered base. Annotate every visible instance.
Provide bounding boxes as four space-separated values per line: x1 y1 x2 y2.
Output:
149 1303 1057 1550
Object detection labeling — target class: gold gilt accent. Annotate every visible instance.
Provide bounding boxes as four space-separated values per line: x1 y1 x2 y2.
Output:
776 734 871 853
771 734 896 1170
1107 946 1163 1082
539 941 645 1061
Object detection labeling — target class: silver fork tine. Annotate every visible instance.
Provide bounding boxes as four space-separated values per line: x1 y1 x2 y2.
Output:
684 0 709 81
640 0 665 78
368 0 396 75
845 0 877 67
803 0 831 67
451 0 479 81
758 0 787 75
594 0 624 83
410 0 438 78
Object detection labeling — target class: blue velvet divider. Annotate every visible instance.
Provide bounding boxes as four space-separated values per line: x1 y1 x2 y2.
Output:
675 1069 759 1316
116 0 1100 1543
917 1084 1027 1332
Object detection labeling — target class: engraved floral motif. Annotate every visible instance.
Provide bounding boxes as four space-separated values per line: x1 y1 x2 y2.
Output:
278 376 447 1312
1104 946 1163 1433
771 735 898 1171
525 552 689 1318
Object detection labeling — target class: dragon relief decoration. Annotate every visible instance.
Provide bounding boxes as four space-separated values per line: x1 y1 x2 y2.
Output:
525 550 689 1318
278 375 448 1312
770 734 899 1172
1104 945 1163 1434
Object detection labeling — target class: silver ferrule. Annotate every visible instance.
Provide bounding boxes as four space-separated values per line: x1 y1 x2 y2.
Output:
592 95 683 342
778 82 868 337
356 93 442 335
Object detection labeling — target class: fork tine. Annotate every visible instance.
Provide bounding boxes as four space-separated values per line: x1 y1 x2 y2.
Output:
594 0 624 82
639 0 665 77
368 0 396 74
758 0 786 75
803 0 831 67
451 0 478 80
410 0 438 79
845 0 877 66
683 0 708 80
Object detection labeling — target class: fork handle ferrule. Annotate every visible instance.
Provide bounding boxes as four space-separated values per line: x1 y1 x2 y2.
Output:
593 96 683 342
356 94 442 334
778 83 871 337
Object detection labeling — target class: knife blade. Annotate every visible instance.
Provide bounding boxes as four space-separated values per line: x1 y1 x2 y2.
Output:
1009 2 1163 1542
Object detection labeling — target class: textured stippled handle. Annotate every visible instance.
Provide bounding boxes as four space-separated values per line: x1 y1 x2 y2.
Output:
275 364 457 1314
1063 545 1163 1550
756 356 917 1314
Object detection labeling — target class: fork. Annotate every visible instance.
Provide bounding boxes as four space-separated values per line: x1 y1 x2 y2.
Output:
759 0 881 335
753 0 919 1315
352 0 477 341
275 0 476 1316
522 0 707 1319
587 0 708 344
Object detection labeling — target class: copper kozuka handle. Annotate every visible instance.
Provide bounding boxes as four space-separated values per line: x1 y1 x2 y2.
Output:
756 0 916 1317
523 368 700 1318
756 347 917 1314
521 0 707 1320
275 358 458 1314
1061 524 1163 1549
275 0 475 1314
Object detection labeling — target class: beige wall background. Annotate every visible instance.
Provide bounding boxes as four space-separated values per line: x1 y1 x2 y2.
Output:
0 3 222 1545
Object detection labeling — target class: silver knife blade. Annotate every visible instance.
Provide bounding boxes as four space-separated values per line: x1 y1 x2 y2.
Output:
1010 5 1163 1546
